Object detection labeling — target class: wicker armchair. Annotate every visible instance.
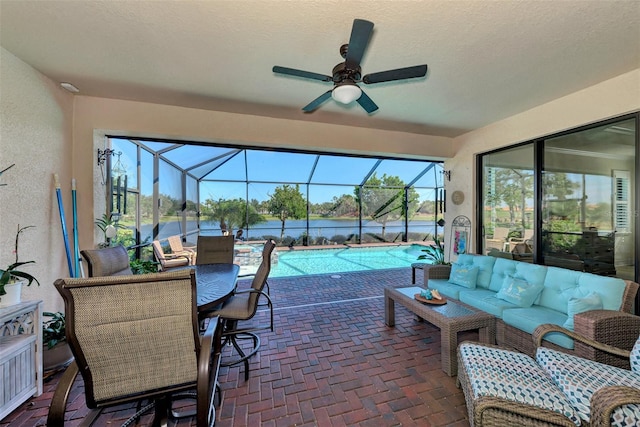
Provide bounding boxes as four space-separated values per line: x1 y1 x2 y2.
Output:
458 323 640 426
47 270 221 426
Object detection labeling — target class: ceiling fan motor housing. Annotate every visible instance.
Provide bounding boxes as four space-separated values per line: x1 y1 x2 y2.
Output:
332 62 361 84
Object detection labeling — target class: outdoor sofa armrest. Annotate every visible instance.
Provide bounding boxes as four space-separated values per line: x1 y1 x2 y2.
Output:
574 309 640 351
423 264 452 287
590 386 640 427
533 323 631 359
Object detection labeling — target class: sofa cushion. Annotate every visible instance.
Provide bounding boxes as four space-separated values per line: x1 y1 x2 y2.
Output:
448 263 478 288
488 258 547 295
427 279 464 300
537 346 640 424
459 342 581 425
459 289 516 317
539 267 627 314
496 274 544 308
502 306 573 349
563 292 603 330
456 254 496 289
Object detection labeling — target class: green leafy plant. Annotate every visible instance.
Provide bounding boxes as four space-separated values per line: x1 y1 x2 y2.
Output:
43 311 66 349
129 259 159 274
95 214 127 247
0 225 40 296
418 237 450 265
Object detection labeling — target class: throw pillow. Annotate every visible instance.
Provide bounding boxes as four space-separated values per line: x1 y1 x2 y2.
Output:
496 274 543 307
448 263 479 289
563 292 603 330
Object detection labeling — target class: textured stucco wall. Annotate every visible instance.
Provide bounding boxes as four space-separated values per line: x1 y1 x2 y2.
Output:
445 68 640 260
0 47 74 313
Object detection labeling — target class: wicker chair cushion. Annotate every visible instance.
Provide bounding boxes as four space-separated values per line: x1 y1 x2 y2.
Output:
536 346 640 424
458 342 581 425
632 335 640 373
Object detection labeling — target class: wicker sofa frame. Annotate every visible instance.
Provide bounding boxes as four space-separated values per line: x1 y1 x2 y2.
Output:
424 264 640 367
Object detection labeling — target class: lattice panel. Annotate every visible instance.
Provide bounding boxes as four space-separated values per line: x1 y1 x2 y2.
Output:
0 311 35 336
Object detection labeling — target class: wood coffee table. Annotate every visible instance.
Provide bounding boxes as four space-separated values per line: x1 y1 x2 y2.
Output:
384 286 496 376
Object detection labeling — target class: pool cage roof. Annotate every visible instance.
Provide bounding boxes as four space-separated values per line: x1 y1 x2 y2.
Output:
132 139 445 188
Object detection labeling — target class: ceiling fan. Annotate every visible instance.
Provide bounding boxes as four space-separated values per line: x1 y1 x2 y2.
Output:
272 19 428 114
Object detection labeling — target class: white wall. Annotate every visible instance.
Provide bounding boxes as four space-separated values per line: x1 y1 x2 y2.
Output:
445 69 640 259
0 47 74 313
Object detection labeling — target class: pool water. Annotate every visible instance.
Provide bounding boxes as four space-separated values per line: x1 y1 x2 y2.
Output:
269 244 427 278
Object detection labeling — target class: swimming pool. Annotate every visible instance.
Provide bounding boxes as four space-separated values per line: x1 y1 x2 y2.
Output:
267 244 427 277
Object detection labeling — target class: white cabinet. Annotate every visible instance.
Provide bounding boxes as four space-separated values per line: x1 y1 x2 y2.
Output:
0 300 43 420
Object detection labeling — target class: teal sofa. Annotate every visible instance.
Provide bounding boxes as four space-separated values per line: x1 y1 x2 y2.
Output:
423 254 639 365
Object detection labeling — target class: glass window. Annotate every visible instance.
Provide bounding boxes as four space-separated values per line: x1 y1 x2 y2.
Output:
542 118 636 278
481 144 535 257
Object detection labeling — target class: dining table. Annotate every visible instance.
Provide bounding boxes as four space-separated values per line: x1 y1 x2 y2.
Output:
193 263 240 315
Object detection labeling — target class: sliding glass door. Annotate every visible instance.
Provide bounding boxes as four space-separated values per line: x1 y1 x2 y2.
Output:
542 118 636 279
479 114 638 283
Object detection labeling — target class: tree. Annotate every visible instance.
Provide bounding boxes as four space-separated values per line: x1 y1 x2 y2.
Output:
355 173 419 239
267 184 306 241
201 198 265 233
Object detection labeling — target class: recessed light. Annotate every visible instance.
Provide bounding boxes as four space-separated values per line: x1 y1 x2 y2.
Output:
60 82 79 93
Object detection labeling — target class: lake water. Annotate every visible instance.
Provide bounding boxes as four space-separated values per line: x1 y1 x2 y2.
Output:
146 218 438 242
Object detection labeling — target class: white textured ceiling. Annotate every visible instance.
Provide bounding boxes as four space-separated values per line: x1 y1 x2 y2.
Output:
1 0 639 137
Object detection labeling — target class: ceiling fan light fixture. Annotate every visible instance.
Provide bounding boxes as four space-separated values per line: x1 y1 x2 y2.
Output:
332 84 362 104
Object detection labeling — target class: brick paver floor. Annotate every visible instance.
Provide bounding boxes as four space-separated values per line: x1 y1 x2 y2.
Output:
1 267 474 426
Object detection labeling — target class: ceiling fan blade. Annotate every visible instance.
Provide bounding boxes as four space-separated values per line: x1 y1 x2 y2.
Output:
362 64 428 84
273 66 333 82
344 19 374 70
302 90 333 112
356 90 378 114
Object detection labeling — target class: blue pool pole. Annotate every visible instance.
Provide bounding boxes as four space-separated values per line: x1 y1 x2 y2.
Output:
55 174 74 277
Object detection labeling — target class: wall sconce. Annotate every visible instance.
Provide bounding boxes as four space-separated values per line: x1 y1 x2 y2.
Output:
442 170 451 181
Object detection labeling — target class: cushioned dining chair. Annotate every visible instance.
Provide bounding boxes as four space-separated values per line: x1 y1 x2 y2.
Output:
47 270 221 427
205 239 276 381
168 235 196 264
196 235 235 265
152 240 191 270
81 245 133 276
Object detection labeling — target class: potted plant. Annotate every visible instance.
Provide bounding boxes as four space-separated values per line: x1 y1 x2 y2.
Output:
43 311 74 371
418 237 451 265
0 225 40 307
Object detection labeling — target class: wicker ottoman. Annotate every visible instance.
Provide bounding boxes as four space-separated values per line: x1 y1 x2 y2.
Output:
457 342 581 427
